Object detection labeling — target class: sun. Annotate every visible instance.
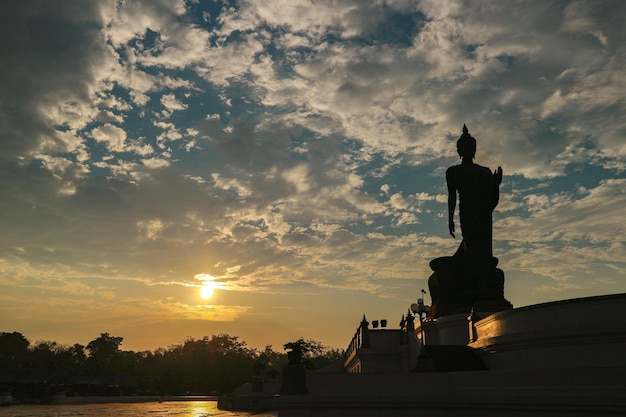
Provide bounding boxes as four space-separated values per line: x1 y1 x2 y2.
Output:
200 283 214 300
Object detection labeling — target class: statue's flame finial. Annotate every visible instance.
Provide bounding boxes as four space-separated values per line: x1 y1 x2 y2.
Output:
462 124 468 134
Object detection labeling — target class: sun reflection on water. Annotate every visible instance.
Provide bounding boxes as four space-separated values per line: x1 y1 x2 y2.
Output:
187 401 213 417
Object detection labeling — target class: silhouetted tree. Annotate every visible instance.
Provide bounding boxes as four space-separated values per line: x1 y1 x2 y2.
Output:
284 338 344 371
257 345 287 380
166 334 257 394
0 331 29 368
54 344 86 373
0 331 340 399
85 333 123 373
28 340 58 370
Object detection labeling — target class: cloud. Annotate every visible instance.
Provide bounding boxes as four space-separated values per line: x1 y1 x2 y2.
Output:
0 0 109 158
142 158 170 169
160 93 188 112
91 124 128 152
202 0 626 180
103 0 186 48
500 179 626 245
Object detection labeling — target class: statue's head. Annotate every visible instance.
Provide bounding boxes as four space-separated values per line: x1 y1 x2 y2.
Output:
457 124 476 159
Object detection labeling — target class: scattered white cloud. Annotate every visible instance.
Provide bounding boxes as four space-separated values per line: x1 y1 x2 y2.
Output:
142 157 170 169
91 124 128 152
160 93 188 112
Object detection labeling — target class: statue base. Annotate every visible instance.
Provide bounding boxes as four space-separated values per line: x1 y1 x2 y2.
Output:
427 254 512 319
280 363 308 395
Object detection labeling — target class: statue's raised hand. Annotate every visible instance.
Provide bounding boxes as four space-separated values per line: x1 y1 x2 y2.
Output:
494 166 503 186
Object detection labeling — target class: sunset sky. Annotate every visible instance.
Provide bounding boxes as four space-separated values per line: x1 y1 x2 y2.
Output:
1 0 625 352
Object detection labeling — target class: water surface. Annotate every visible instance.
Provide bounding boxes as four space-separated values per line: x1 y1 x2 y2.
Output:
0 401 277 417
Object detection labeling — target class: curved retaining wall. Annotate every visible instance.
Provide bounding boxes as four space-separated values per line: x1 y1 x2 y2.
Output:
469 293 626 370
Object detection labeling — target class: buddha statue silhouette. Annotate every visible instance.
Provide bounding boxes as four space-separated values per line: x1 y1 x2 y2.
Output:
428 125 511 317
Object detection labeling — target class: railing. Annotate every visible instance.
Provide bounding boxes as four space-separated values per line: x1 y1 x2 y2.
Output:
344 316 370 359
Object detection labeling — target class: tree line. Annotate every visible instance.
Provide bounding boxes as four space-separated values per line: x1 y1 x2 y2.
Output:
0 331 343 403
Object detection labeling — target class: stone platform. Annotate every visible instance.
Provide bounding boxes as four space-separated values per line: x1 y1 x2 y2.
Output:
278 293 626 417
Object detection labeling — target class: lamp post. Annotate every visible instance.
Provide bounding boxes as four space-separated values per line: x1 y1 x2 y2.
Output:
410 294 430 345
410 294 434 371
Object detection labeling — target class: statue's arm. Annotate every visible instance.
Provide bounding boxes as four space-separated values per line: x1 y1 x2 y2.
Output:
492 166 502 210
446 169 457 238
